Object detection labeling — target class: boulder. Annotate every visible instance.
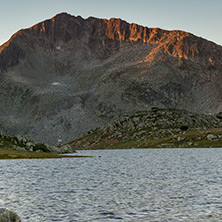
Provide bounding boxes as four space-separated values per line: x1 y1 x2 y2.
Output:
15 135 23 143
0 208 21 222
26 142 35 148
207 134 217 141
216 112 222 119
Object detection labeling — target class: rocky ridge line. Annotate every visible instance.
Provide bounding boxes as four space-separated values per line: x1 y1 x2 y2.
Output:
1 13 222 71
0 13 221 144
69 108 222 149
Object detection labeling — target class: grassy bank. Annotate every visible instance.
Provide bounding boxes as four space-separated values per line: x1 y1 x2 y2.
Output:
0 148 90 160
69 108 222 150
70 128 222 150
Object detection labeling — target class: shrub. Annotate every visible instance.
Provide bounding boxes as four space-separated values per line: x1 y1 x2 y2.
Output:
180 125 189 131
34 143 50 152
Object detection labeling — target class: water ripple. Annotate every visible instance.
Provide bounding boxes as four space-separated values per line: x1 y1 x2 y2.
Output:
0 148 222 221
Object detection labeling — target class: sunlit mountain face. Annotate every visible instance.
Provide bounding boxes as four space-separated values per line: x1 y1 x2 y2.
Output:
0 12 221 144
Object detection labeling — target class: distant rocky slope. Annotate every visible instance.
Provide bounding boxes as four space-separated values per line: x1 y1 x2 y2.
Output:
0 13 221 144
0 133 73 154
68 108 222 149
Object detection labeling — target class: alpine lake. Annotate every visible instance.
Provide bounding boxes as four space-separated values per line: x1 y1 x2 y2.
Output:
1 148 222 221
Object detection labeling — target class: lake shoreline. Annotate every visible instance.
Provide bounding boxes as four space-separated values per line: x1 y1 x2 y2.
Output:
0 148 91 160
1 145 222 160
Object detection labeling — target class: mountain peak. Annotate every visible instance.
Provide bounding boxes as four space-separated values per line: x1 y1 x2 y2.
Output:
1 13 222 75
0 13 221 144
54 12 71 17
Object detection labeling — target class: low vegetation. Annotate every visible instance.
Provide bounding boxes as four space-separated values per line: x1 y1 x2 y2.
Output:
0 148 86 160
0 133 81 160
0 133 75 154
68 108 222 150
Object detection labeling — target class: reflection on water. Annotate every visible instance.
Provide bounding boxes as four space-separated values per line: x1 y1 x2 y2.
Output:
1 148 222 221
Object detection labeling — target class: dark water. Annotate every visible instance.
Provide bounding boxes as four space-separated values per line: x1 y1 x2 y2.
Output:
1 148 222 221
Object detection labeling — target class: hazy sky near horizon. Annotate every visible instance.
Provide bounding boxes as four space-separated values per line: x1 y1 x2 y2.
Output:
0 0 221 46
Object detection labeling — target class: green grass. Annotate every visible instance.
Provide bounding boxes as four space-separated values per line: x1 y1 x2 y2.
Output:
72 128 222 150
0 148 91 160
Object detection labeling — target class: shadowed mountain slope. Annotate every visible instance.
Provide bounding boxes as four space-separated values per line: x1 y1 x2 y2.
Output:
0 13 221 144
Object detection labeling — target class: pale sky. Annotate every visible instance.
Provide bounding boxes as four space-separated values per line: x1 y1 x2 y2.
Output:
0 0 221 46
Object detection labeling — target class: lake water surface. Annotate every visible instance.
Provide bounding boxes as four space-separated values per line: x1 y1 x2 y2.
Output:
1 148 222 221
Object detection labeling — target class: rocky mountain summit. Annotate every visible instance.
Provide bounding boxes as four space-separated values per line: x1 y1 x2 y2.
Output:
0 13 221 144
69 108 222 150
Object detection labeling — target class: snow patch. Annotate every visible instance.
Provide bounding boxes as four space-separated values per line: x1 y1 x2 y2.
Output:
56 46 61 50
52 82 61 86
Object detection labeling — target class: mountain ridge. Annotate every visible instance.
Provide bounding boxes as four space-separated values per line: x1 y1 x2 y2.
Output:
0 13 221 144
1 12 222 71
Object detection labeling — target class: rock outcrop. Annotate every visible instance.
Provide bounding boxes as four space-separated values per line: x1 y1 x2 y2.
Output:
0 208 21 222
0 13 221 144
0 133 74 154
68 108 222 149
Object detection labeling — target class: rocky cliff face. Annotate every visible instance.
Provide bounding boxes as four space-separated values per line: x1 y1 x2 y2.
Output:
0 13 221 144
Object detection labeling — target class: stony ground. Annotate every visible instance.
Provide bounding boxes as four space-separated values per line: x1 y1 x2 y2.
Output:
0 133 79 159
69 108 222 149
